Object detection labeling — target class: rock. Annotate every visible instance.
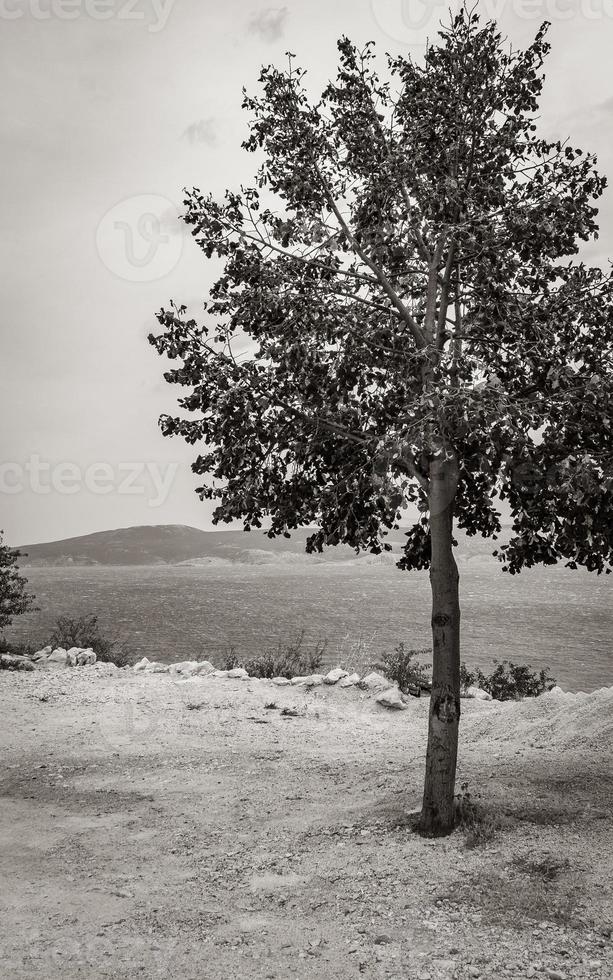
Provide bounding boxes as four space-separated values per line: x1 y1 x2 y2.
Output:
291 674 324 687
305 674 324 686
543 685 565 698
271 677 291 686
227 667 249 679
133 657 151 672
357 671 390 693
213 669 230 678
468 968 481 978
375 687 407 710
144 662 169 673
324 667 349 685
65 650 77 667
462 685 493 701
32 645 52 660
170 660 203 676
0 653 35 671
339 672 360 688
191 660 216 676
76 648 96 666
545 971 568 980
48 649 69 665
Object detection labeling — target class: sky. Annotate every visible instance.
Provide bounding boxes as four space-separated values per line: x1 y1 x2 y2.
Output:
2 0 613 546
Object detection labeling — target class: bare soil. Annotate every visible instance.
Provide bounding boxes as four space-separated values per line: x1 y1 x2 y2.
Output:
1 666 612 979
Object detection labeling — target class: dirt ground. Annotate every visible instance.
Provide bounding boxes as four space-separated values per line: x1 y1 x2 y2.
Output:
1 666 612 980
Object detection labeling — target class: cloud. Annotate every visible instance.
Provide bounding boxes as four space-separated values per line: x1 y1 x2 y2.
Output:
182 118 218 146
247 6 288 43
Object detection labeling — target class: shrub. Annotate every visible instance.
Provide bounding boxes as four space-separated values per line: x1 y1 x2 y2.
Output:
0 636 35 659
380 643 431 693
460 659 555 700
223 631 327 679
48 614 135 667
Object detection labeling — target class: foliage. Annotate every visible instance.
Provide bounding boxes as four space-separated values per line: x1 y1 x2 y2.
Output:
149 11 613 575
0 531 36 631
0 636 35 659
460 659 555 699
48 614 135 667
380 643 431 692
222 630 326 678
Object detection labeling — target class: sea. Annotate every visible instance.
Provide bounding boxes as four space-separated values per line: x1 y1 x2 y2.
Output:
8 556 613 692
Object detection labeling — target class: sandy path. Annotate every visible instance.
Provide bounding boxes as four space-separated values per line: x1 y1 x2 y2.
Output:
1 666 612 979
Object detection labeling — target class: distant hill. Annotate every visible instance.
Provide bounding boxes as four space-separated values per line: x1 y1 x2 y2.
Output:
18 523 505 567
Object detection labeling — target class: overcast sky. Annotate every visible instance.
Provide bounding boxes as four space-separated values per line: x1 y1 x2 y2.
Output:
2 0 612 545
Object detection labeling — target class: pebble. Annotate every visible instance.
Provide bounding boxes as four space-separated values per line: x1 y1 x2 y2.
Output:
545 971 567 980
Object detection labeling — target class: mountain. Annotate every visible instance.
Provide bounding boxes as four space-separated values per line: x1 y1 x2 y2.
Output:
17 524 378 566
18 523 506 567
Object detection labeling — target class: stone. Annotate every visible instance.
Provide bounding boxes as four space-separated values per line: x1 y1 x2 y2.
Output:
191 660 216 676
339 672 360 687
357 671 390 693
32 645 52 660
170 660 203 676
227 667 249 679
271 677 291 686
144 662 169 673
65 650 77 667
133 657 151 672
545 971 568 980
291 674 324 686
462 685 493 701
0 653 35 671
48 649 69 665
324 667 349 685
76 648 96 666
213 669 230 678
375 687 407 710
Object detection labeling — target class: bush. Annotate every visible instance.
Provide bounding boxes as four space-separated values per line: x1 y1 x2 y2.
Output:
222 631 327 679
0 636 35 659
460 658 556 700
380 643 431 693
48 614 135 667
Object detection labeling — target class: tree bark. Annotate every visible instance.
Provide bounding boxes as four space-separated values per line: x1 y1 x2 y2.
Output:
419 451 461 836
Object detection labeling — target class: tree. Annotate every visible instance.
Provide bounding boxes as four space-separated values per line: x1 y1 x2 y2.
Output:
150 10 613 835
0 531 36 631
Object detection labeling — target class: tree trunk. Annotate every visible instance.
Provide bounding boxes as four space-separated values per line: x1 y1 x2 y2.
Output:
419 451 461 836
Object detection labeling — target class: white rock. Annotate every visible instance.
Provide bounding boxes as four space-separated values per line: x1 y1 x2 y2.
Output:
303 674 324 686
339 672 361 688
271 677 291 686
324 667 349 685
290 675 309 685
76 648 96 666
133 657 151 672
144 662 169 673
32 645 52 660
542 685 565 698
48 649 69 665
66 650 77 667
191 660 216 676
463 685 492 701
357 671 390 693
227 667 249 679
169 660 203 676
213 669 230 678
375 687 407 710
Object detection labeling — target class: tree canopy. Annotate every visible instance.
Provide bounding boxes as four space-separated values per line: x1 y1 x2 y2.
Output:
150 11 613 578
0 531 36 632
